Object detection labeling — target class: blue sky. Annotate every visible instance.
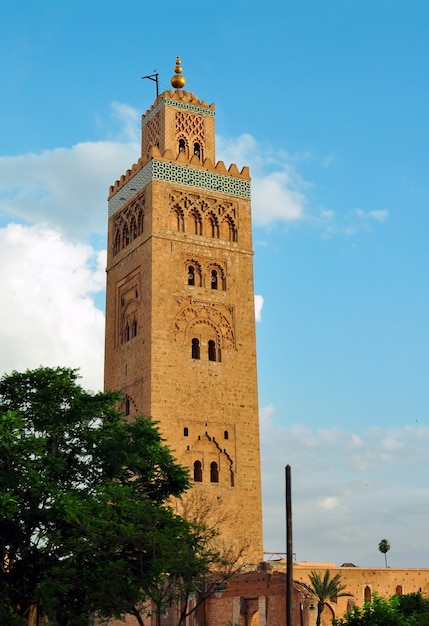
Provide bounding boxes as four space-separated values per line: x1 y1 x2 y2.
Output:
1 1 428 569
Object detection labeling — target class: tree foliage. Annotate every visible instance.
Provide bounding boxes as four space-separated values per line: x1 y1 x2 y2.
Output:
0 366 219 626
333 592 429 626
298 570 352 626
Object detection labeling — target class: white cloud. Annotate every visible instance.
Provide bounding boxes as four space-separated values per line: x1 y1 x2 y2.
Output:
255 294 264 322
0 103 140 240
217 133 309 225
0 223 105 391
260 404 429 567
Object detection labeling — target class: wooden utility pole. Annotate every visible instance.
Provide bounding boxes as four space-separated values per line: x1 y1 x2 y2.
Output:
286 465 293 626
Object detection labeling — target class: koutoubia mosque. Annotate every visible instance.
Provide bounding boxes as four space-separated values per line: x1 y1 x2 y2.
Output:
104 58 428 626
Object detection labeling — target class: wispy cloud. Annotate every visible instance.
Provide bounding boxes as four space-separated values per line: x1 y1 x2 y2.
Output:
356 208 389 222
260 404 429 566
217 133 310 225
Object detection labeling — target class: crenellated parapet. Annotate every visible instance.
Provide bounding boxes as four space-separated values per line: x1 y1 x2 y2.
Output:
108 145 250 215
141 89 215 125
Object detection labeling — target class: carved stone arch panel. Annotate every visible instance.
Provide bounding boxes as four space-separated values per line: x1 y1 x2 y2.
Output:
195 198 210 215
206 211 219 238
171 203 185 232
186 318 223 351
185 258 203 286
221 215 238 242
173 300 235 349
129 215 138 241
206 261 226 291
117 269 141 347
185 430 235 487
122 220 130 248
120 393 138 417
189 208 203 235
113 227 121 255
121 300 138 344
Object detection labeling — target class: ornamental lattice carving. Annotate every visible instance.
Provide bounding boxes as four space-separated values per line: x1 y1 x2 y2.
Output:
175 111 205 142
113 192 145 255
169 190 238 241
142 113 160 155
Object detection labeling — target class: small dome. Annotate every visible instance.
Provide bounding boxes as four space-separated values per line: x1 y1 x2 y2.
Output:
171 55 186 89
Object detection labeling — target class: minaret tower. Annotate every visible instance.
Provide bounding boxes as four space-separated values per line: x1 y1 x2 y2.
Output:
104 58 263 562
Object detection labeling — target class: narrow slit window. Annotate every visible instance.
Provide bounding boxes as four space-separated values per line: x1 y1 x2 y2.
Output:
210 461 219 483
208 340 216 362
183 427 189 437
224 430 229 440
179 138 186 153
192 338 200 360
194 460 202 482
188 266 195 286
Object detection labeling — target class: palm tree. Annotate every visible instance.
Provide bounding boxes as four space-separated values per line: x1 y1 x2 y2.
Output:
298 570 352 626
378 538 391 567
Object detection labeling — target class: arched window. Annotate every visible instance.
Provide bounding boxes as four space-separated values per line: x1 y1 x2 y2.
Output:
192 212 202 235
210 461 219 483
137 209 144 235
183 427 189 437
125 397 130 416
130 217 138 240
211 270 218 290
208 216 219 238
395 585 403 595
194 142 201 159
224 430 229 440
364 586 371 602
193 460 202 482
114 229 121 255
208 340 216 362
192 338 200 360
188 266 195 286
172 208 184 232
132 319 137 337
123 223 130 247
179 138 186 153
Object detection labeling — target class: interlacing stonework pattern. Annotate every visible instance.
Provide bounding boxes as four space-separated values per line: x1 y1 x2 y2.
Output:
113 193 145 255
108 161 250 216
170 190 238 241
185 256 226 290
141 97 215 129
173 299 235 349
141 114 160 155
176 111 205 139
156 161 249 200
175 110 205 155
117 272 141 346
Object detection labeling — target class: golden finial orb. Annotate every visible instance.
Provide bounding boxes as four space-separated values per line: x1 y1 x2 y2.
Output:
171 55 186 89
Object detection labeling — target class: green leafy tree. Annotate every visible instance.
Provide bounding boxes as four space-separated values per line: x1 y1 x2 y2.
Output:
378 538 390 567
333 592 429 626
298 570 352 626
0 366 214 626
